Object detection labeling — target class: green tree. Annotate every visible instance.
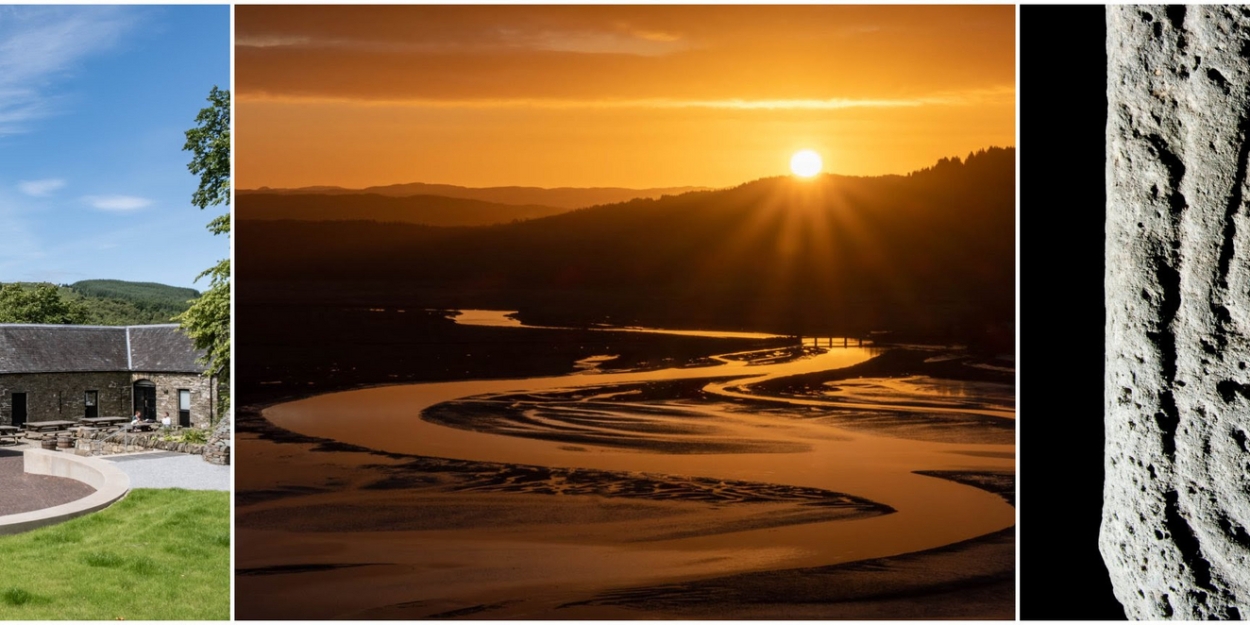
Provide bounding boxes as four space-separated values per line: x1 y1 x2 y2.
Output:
0 283 89 324
177 86 231 421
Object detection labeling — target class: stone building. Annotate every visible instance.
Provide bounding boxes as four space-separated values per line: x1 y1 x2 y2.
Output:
0 324 216 429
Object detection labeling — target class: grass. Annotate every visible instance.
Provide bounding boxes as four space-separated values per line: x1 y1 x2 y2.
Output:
0 488 229 620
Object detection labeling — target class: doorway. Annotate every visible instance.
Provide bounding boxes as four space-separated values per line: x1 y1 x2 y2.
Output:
133 381 156 421
11 393 26 427
84 391 98 420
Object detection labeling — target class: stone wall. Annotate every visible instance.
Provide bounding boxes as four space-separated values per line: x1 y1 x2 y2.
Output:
131 372 215 429
73 428 206 457
0 371 215 428
0 372 132 424
203 414 231 465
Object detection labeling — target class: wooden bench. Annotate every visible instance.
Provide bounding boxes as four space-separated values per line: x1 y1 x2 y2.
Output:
0 425 19 445
80 417 130 427
24 420 77 433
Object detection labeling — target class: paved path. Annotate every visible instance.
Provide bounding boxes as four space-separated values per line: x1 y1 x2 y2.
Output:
105 451 230 491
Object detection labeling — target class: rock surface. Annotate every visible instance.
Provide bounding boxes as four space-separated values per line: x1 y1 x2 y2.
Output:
1105 5 1250 619
203 414 231 466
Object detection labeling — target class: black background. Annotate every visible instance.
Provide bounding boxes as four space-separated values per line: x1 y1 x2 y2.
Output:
1020 5 1125 620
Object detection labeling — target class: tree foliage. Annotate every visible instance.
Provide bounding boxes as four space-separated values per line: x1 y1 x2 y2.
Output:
184 86 231 220
69 280 198 324
0 283 89 324
177 86 231 420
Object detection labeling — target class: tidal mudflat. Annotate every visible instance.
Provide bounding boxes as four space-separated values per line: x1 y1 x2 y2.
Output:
236 309 1015 619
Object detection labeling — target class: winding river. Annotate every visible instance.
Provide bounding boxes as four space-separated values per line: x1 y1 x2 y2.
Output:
257 310 1016 616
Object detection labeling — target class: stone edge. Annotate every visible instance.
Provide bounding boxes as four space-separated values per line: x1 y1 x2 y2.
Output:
0 449 130 535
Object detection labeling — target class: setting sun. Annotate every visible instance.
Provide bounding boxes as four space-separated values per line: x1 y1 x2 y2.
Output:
790 150 823 177
233 6 1018 619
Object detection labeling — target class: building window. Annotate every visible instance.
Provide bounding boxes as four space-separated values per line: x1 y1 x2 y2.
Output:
178 389 191 427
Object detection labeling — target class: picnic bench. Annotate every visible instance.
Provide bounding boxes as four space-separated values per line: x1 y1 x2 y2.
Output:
80 417 130 427
0 425 19 445
78 417 127 427
24 420 78 433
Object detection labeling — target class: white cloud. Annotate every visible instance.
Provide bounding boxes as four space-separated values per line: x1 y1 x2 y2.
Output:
17 178 64 196
83 195 151 212
0 6 136 135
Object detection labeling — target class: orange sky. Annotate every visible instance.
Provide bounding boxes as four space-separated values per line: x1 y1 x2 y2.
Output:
236 5 1015 190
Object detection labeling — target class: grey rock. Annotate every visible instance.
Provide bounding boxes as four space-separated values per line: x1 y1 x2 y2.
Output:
202 414 231 466
1105 5 1250 619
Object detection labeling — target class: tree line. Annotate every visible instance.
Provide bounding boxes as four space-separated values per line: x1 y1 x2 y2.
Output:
0 281 197 325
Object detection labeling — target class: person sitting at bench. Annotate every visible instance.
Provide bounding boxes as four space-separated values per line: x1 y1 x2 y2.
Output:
126 412 156 431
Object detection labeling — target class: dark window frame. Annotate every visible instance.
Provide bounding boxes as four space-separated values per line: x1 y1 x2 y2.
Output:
177 389 192 427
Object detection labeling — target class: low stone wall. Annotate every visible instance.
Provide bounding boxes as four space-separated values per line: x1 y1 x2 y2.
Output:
202 415 231 466
72 429 206 457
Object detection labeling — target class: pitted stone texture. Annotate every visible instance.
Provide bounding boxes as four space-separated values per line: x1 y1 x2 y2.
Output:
1105 5 1250 619
203 414 230 466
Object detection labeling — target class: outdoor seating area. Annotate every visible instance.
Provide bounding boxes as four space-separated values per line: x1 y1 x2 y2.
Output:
80 417 130 428
23 420 79 434
2 418 178 448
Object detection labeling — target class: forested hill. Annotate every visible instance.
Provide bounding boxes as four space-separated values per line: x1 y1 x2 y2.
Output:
68 280 199 323
239 147 1014 341
236 193 571 227
244 182 709 210
0 280 198 325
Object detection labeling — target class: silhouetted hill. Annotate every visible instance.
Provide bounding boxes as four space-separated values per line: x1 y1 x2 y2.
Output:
244 182 709 210
239 148 1014 341
237 192 569 227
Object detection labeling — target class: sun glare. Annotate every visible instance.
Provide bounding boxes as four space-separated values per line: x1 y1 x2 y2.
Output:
790 150 823 177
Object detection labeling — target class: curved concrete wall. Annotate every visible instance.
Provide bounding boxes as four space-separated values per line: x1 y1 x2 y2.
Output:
0 450 130 535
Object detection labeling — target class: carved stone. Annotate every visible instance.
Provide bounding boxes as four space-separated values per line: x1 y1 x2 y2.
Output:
1104 5 1250 619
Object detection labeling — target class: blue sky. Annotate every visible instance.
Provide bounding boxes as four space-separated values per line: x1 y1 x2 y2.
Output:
0 6 229 290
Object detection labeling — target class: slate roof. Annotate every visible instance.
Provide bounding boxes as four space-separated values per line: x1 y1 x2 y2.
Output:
127 325 203 372
0 324 205 374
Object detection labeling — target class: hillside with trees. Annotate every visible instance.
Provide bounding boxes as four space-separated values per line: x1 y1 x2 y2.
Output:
244 182 709 210
0 280 198 325
239 148 1014 344
236 192 571 226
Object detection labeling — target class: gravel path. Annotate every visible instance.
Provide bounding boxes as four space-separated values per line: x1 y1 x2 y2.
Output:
105 451 230 491
0 450 96 516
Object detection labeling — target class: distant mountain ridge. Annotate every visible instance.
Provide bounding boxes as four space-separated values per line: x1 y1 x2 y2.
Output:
236 193 571 227
239 147 1015 340
242 182 710 210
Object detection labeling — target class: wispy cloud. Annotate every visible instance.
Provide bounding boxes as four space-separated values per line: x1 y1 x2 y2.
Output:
83 195 151 212
0 6 136 135
0 192 45 269
521 27 691 57
17 178 64 196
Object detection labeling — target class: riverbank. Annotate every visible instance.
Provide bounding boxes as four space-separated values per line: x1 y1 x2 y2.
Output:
237 340 1014 618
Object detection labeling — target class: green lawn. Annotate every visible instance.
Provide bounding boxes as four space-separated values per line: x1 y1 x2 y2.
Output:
0 488 229 620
